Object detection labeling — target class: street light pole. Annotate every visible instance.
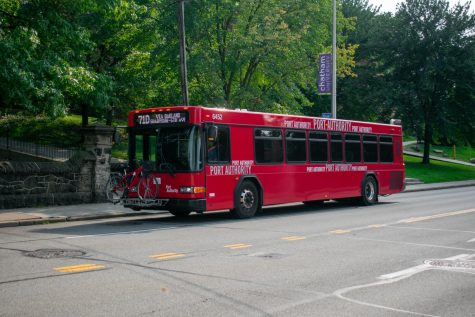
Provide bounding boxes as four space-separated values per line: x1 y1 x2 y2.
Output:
178 0 189 106
332 0 337 119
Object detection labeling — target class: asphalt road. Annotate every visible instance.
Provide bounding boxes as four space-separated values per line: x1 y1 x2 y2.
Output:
1 187 474 317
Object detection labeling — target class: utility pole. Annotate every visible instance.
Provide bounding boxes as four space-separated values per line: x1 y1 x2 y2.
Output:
178 0 189 106
332 0 337 119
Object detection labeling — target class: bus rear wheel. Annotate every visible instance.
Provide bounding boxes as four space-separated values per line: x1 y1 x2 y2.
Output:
361 176 378 206
232 181 259 219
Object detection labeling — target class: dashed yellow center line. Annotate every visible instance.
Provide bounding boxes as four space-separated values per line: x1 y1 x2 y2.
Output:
224 243 252 249
281 236 306 241
150 253 185 261
399 208 475 224
368 224 386 228
329 229 351 235
54 264 106 273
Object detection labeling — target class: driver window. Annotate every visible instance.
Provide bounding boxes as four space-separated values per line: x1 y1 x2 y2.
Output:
207 126 230 164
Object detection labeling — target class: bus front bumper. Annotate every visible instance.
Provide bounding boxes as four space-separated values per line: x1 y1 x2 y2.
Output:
123 198 206 212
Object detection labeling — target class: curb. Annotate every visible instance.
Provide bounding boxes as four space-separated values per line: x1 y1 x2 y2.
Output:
404 182 475 193
1 183 474 228
0 212 153 228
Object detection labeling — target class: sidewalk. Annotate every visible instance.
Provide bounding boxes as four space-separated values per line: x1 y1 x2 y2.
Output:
1 180 474 228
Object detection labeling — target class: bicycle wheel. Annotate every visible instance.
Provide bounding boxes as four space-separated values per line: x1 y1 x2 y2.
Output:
137 175 158 201
106 174 126 203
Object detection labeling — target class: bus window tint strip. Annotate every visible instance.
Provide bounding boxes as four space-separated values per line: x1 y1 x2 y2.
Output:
255 128 283 164
286 130 306 163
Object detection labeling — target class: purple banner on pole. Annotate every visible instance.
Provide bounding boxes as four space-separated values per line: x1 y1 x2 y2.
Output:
318 53 332 94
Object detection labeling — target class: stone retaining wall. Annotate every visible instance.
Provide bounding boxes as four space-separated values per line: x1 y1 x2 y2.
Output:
0 152 97 209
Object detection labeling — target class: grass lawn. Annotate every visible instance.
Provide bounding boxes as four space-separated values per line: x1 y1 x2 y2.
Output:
404 143 474 163
404 155 475 183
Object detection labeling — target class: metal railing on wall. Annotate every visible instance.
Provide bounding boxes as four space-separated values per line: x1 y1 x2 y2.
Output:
0 137 78 161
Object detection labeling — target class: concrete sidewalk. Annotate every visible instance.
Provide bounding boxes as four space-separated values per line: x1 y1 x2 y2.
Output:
1 180 474 228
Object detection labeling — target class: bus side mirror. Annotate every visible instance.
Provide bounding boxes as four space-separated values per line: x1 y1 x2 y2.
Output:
207 125 218 141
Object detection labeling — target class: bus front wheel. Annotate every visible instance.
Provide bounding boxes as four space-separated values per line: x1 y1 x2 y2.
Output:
361 176 378 206
169 210 191 218
232 181 259 219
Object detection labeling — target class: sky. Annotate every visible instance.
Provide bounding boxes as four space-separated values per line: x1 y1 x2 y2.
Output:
368 0 475 13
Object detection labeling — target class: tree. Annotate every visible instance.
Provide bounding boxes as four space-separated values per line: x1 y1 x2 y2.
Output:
338 0 396 122
0 0 114 124
183 0 356 113
385 0 475 164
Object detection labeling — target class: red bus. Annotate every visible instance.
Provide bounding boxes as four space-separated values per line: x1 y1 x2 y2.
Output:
120 106 404 218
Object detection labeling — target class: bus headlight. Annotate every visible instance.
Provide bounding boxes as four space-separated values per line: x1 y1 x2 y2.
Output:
130 186 137 193
180 186 205 194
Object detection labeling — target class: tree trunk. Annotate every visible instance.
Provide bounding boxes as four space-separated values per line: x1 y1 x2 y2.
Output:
81 103 89 127
422 117 432 165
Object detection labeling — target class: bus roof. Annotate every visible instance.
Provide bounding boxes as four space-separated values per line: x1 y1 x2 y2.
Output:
128 106 402 135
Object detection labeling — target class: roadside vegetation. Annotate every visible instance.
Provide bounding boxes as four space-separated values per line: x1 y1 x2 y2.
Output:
404 155 475 183
404 143 474 163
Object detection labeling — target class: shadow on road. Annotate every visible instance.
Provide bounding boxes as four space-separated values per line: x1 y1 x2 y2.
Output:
30 201 395 237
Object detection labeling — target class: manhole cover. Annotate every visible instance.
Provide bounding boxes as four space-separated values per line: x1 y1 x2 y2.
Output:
424 259 475 270
248 252 286 259
24 249 86 259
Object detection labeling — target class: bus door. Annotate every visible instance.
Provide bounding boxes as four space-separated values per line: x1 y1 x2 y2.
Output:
205 124 233 210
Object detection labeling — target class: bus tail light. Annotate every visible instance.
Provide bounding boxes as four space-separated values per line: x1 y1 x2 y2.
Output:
180 186 205 194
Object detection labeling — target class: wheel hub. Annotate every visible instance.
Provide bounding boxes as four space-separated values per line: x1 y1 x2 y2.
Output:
240 189 255 209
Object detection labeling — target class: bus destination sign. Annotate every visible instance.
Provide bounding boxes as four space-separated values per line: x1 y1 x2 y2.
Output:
135 111 189 126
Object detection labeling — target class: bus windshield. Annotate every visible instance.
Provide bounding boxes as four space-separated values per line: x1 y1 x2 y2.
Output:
130 125 202 173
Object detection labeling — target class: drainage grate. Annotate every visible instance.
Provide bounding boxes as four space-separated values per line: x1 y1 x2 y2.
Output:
424 259 475 270
24 249 86 259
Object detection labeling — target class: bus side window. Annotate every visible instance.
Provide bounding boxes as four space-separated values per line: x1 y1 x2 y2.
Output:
380 136 394 162
207 125 230 163
254 128 283 164
309 132 328 163
330 133 343 163
345 134 361 163
286 130 306 163
363 135 378 163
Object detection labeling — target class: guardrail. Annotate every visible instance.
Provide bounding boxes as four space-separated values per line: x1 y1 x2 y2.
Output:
0 137 78 161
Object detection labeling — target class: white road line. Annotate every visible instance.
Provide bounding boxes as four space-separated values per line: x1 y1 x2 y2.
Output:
379 254 470 280
334 254 472 317
65 227 178 239
342 235 475 252
388 225 475 235
468 238 475 243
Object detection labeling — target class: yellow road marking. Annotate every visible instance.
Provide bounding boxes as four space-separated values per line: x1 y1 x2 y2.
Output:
399 208 475 224
368 224 386 228
281 236 306 241
224 243 252 249
150 253 185 261
330 229 351 235
54 264 105 273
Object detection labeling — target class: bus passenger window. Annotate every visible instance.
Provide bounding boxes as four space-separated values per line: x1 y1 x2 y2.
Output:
255 128 283 164
380 136 394 162
309 132 328 163
345 134 361 163
286 130 306 163
207 126 230 163
363 135 378 163
330 133 343 163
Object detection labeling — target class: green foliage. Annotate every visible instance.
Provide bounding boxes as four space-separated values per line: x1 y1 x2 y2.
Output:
405 155 475 183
